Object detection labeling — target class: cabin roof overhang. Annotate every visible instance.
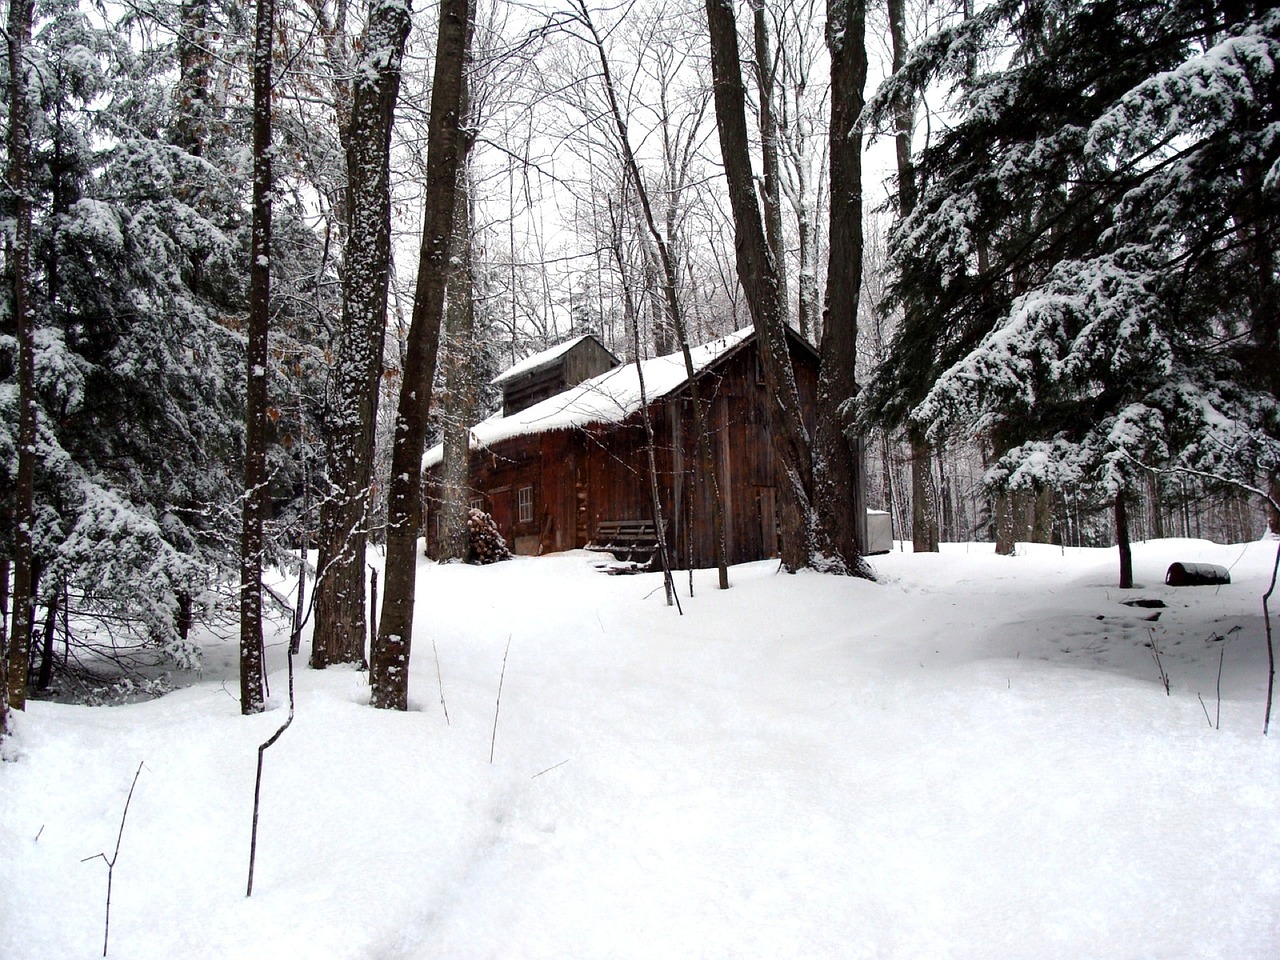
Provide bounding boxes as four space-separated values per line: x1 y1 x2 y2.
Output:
423 326 815 471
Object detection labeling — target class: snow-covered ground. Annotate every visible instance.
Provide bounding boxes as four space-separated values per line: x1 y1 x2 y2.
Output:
3 539 1279 959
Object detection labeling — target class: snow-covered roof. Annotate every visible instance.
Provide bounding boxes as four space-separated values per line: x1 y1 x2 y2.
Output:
425 328 755 469
491 335 603 386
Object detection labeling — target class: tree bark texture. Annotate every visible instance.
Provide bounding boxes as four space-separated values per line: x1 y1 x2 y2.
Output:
1116 490 1134 589
440 53 479 563
239 0 273 715
312 0 412 669
705 0 820 571
994 489 1016 555
751 1 788 325
175 0 214 157
372 0 470 710
438 178 477 562
4 0 35 728
909 429 939 552
815 0 871 574
889 0 941 555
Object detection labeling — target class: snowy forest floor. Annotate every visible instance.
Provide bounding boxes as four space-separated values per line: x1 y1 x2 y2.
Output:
3 539 1279 959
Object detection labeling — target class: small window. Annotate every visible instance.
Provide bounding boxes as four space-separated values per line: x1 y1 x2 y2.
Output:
470 497 484 513
518 485 533 523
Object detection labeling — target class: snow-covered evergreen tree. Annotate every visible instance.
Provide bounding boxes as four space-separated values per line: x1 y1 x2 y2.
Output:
0 0 328 684
861 0 1280 565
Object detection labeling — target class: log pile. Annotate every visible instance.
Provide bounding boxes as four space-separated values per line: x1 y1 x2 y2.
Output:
467 508 512 565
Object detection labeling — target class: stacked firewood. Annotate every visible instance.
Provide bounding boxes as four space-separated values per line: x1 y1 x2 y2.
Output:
467 508 512 565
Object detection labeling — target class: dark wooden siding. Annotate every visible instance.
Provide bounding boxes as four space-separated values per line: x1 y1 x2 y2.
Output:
500 337 619 415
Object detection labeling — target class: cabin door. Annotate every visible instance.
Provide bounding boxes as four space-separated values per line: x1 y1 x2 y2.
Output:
488 487 515 547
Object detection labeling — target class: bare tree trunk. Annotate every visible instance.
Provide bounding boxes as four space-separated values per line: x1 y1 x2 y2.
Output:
239 0 274 715
995 489 1016 555
312 0 412 669
439 167 477 562
705 0 821 571
889 0 938 557
614 234 678 606
937 441 955 542
4 0 35 730
796 217 819 340
35 587 56 691
813 0 871 575
751 0 788 326
175 0 214 161
909 429 938 552
1116 489 1134 589
1026 484 1050 543
1 557 9 661
372 0 471 710
238 0 274 713
1148 469 1166 540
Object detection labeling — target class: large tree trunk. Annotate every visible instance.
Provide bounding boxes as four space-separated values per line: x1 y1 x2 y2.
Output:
909 429 938 552
311 0 412 669
1147 469 1166 540
175 0 213 158
751 0 788 326
814 0 871 575
239 0 274 715
889 0 939 556
1116 489 1134 589
705 0 821 571
439 61 480 564
5 0 35 730
994 489 1016 555
372 0 471 710
438 170 477 562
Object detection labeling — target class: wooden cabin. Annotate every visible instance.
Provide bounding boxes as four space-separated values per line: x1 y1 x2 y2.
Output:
422 327 822 568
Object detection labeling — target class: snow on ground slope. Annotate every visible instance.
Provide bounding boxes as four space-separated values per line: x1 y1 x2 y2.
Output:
2 540 1279 959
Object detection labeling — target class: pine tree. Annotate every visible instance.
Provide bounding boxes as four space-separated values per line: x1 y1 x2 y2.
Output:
1 0 257 688
862 0 1280 574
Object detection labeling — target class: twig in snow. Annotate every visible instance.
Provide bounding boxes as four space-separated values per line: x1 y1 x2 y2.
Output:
1149 630 1170 695
1198 693 1213 728
490 635 512 764
1263 538 1279 735
431 635 449 725
34 824 43 842
246 644 296 897
1215 642 1226 731
532 759 570 779
81 761 144 957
